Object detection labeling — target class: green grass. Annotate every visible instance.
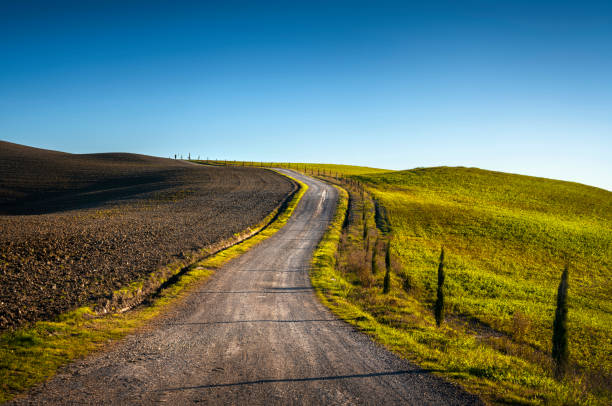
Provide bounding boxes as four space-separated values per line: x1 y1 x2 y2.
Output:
277 162 390 176
311 167 611 405
0 174 307 403
192 160 390 176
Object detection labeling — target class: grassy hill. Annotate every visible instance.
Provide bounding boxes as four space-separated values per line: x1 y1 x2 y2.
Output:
193 160 390 176
313 166 611 404
281 162 391 176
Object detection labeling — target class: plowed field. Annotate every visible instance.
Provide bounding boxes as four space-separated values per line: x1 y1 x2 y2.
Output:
0 141 294 330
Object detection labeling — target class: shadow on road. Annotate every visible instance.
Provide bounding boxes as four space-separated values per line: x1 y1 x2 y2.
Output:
158 370 434 392
194 287 314 294
235 269 311 273
166 318 352 326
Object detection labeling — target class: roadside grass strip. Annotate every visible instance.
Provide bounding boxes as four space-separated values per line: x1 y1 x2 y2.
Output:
0 175 307 403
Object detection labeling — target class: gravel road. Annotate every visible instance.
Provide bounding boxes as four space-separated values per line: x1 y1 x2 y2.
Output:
11 170 482 405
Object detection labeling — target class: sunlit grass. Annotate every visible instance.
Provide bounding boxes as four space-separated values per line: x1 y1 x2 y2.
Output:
195 159 390 176
278 162 391 176
311 167 611 405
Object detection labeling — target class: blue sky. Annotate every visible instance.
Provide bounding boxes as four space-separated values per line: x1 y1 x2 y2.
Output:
1 1 611 190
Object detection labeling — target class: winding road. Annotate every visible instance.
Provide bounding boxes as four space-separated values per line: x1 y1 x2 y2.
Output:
13 170 481 405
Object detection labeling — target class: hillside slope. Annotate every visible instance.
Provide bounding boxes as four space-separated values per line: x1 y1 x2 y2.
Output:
317 166 610 404
200 160 391 176
0 141 294 329
358 167 611 310
278 162 391 176
0 140 202 214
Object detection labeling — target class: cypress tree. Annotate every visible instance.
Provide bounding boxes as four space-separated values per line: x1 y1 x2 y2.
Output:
362 203 368 242
383 241 391 294
434 248 445 327
371 238 378 274
552 266 570 379
362 198 366 222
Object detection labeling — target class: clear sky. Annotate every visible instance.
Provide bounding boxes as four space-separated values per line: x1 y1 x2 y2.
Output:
1 1 611 190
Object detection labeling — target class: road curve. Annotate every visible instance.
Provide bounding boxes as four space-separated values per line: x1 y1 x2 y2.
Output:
12 170 481 405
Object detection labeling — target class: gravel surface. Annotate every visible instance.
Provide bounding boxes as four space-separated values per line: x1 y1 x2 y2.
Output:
10 171 482 405
0 141 294 330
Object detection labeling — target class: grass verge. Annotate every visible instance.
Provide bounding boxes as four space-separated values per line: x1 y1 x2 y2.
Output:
0 175 307 403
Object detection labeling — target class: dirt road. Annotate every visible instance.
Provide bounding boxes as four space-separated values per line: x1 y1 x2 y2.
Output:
12 171 481 405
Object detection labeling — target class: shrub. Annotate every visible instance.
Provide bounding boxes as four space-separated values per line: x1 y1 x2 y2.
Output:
511 310 531 343
357 264 375 288
401 271 412 293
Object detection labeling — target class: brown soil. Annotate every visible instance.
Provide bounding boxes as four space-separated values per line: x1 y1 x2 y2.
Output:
0 141 294 330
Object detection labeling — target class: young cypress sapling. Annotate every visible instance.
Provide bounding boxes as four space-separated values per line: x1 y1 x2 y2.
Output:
371 238 378 275
552 265 570 379
434 248 445 327
363 202 369 243
383 240 391 294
